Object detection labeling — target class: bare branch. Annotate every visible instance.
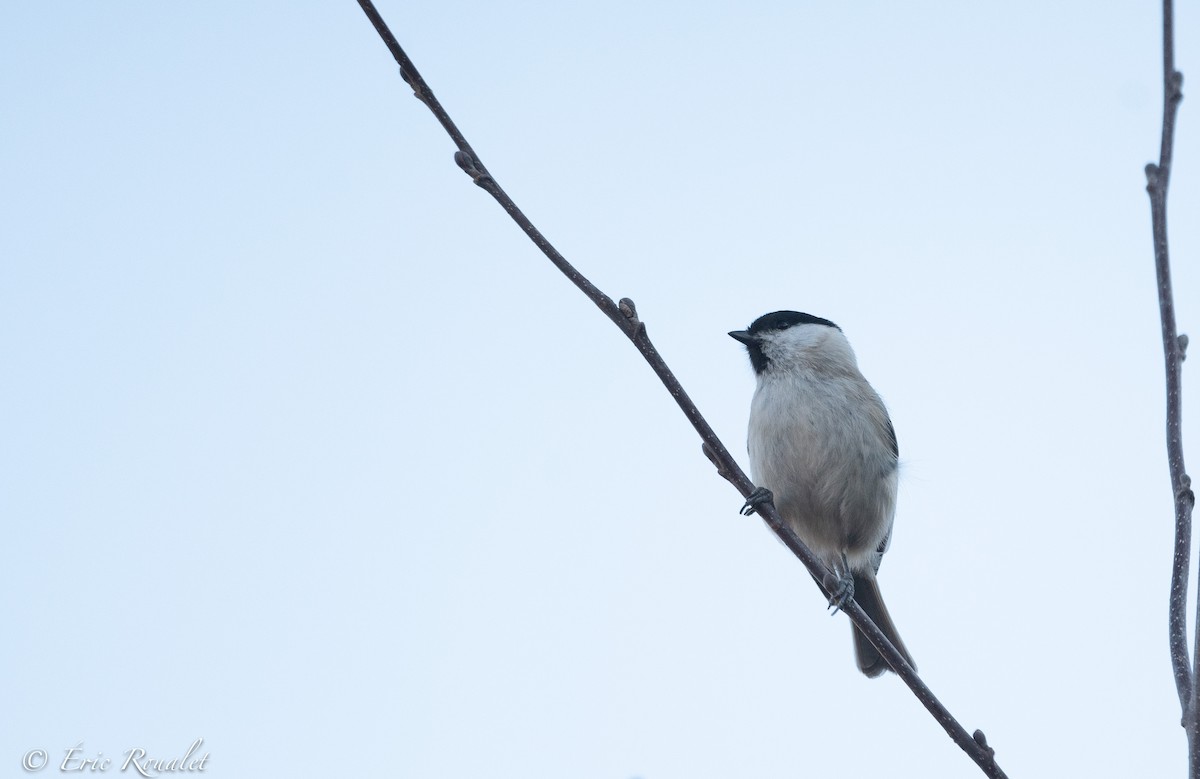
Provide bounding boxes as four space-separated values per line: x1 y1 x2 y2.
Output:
1145 0 1194 758
354 3 1006 776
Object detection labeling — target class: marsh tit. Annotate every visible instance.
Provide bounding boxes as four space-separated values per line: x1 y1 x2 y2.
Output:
730 311 915 678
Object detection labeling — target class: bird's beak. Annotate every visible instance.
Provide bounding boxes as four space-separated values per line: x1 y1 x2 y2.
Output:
728 330 755 345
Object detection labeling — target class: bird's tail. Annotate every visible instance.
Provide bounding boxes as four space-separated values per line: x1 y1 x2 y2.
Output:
851 569 916 678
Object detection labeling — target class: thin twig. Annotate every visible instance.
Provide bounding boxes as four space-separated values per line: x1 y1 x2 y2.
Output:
354 3 1006 776
1145 0 1194 763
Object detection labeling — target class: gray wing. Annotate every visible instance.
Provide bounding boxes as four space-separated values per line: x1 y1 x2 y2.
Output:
870 526 892 574
871 414 899 574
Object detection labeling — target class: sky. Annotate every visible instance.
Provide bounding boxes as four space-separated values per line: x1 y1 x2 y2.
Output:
3 2 1199 777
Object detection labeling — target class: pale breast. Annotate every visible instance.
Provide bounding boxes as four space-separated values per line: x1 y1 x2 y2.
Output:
747 372 897 568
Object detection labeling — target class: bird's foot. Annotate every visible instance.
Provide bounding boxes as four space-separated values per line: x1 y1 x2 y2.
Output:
827 574 855 615
740 487 774 516
827 554 855 615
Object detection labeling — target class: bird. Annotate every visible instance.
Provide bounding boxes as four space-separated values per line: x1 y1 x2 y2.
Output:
729 310 915 678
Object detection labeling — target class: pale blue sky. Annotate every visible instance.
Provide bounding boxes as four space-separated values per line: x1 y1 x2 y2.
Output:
3 2 1199 777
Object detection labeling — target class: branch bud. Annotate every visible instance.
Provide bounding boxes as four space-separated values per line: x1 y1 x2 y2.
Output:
1170 70 1184 103
454 150 491 185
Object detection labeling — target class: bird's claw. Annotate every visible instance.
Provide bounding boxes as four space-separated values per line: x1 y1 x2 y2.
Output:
827 573 855 615
740 487 774 516
827 555 855 614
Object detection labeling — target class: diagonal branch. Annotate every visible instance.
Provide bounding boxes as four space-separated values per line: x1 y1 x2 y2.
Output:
354 3 1006 776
